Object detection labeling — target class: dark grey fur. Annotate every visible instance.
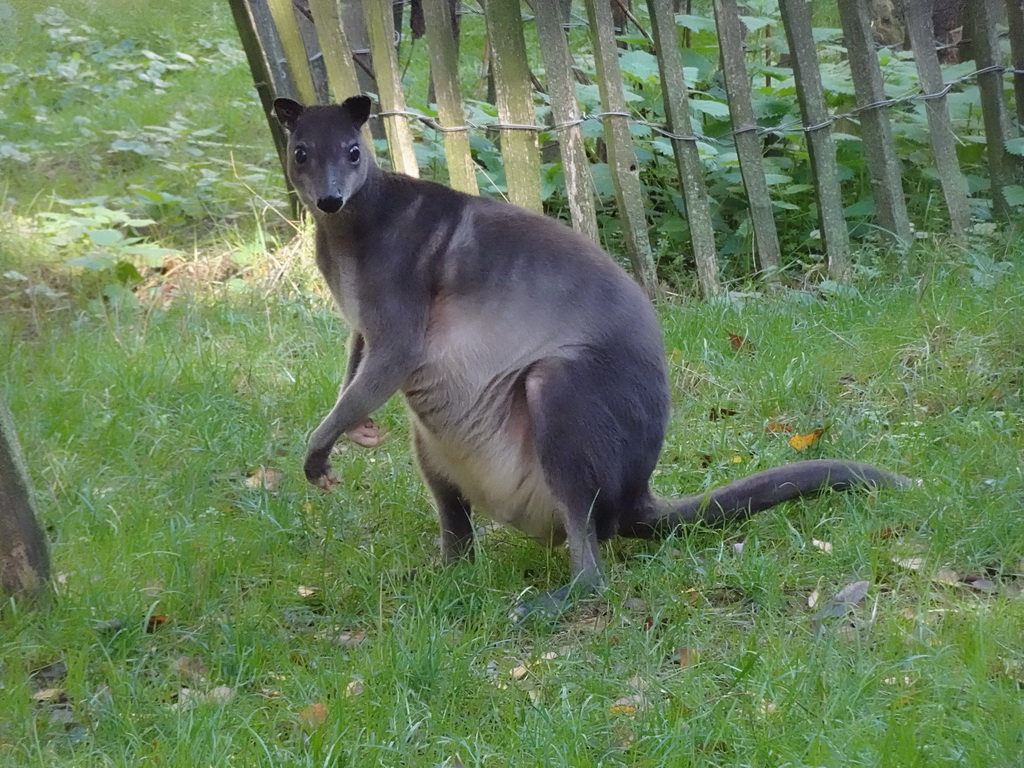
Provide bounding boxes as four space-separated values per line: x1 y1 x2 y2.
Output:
274 95 912 617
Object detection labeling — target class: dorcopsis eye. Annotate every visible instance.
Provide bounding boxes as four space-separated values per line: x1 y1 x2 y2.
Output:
294 147 307 164
348 145 361 163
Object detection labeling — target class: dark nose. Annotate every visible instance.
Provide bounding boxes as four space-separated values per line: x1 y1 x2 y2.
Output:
316 195 344 213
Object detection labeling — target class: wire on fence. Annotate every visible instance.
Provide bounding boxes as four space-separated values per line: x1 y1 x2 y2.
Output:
370 63 1024 148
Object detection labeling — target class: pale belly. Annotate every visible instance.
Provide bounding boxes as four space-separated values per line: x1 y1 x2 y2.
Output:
401 296 582 543
404 349 571 545
408 406 566 544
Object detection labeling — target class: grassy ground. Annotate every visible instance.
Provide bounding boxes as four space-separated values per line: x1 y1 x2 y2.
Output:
2 246 1023 766
3 2 1024 767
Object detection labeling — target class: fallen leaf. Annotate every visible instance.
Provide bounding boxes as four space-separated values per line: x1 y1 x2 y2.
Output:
807 589 820 609
246 466 283 491
606 696 647 716
485 660 507 689
709 407 739 420
146 614 169 633
765 421 794 433
892 555 925 571
757 698 778 716
812 539 833 554
626 675 650 691
813 580 870 622
333 630 366 649
174 686 233 709
728 333 755 352
174 688 199 709
732 540 745 555
46 702 78 727
872 526 901 540
298 702 329 730
510 664 529 680
172 656 209 682
296 584 319 599
346 677 365 697
883 676 915 686
622 597 647 612
207 685 234 705
674 647 699 668
788 428 825 452
31 661 67 683
92 618 123 633
31 688 66 703
612 723 637 748
963 575 997 592
933 568 961 586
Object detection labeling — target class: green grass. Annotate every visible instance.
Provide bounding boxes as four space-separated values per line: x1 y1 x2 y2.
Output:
0 0 281 245
1 250 1023 767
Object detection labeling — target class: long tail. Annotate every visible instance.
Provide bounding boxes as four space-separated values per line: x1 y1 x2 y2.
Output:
624 459 916 539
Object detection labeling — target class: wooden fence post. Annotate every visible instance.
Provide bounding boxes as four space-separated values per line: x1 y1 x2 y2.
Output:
778 0 851 281
227 0 293 192
534 0 600 242
648 0 721 297
246 0 295 97
905 0 971 235
362 0 420 177
712 0 782 281
423 0 479 195
973 0 1018 219
308 0 362 101
1006 0 1024 128
307 0 375 153
837 0 913 247
265 0 318 103
583 0 662 301
483 0 543 212
0 399 49 603
536 0 598 243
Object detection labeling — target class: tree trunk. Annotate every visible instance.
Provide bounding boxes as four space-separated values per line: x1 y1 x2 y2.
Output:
0 398 49 602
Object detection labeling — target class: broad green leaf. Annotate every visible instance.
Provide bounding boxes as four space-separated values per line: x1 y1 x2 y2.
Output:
1002 184 1024 207
739 15 775 33
1003 138 1024 156
675 14 717 33
120 243 181 266
589 163 616 199
87 228 125 246
66 252 118 271
619 50 661 82
114 260 143 284
110 138 156 156
687 98 730 119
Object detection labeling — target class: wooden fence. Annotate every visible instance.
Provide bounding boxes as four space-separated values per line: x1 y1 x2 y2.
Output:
228 0 1023 300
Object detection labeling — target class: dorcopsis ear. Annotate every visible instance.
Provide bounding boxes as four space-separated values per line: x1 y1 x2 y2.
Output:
274 98 304 131
341 95 372 130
